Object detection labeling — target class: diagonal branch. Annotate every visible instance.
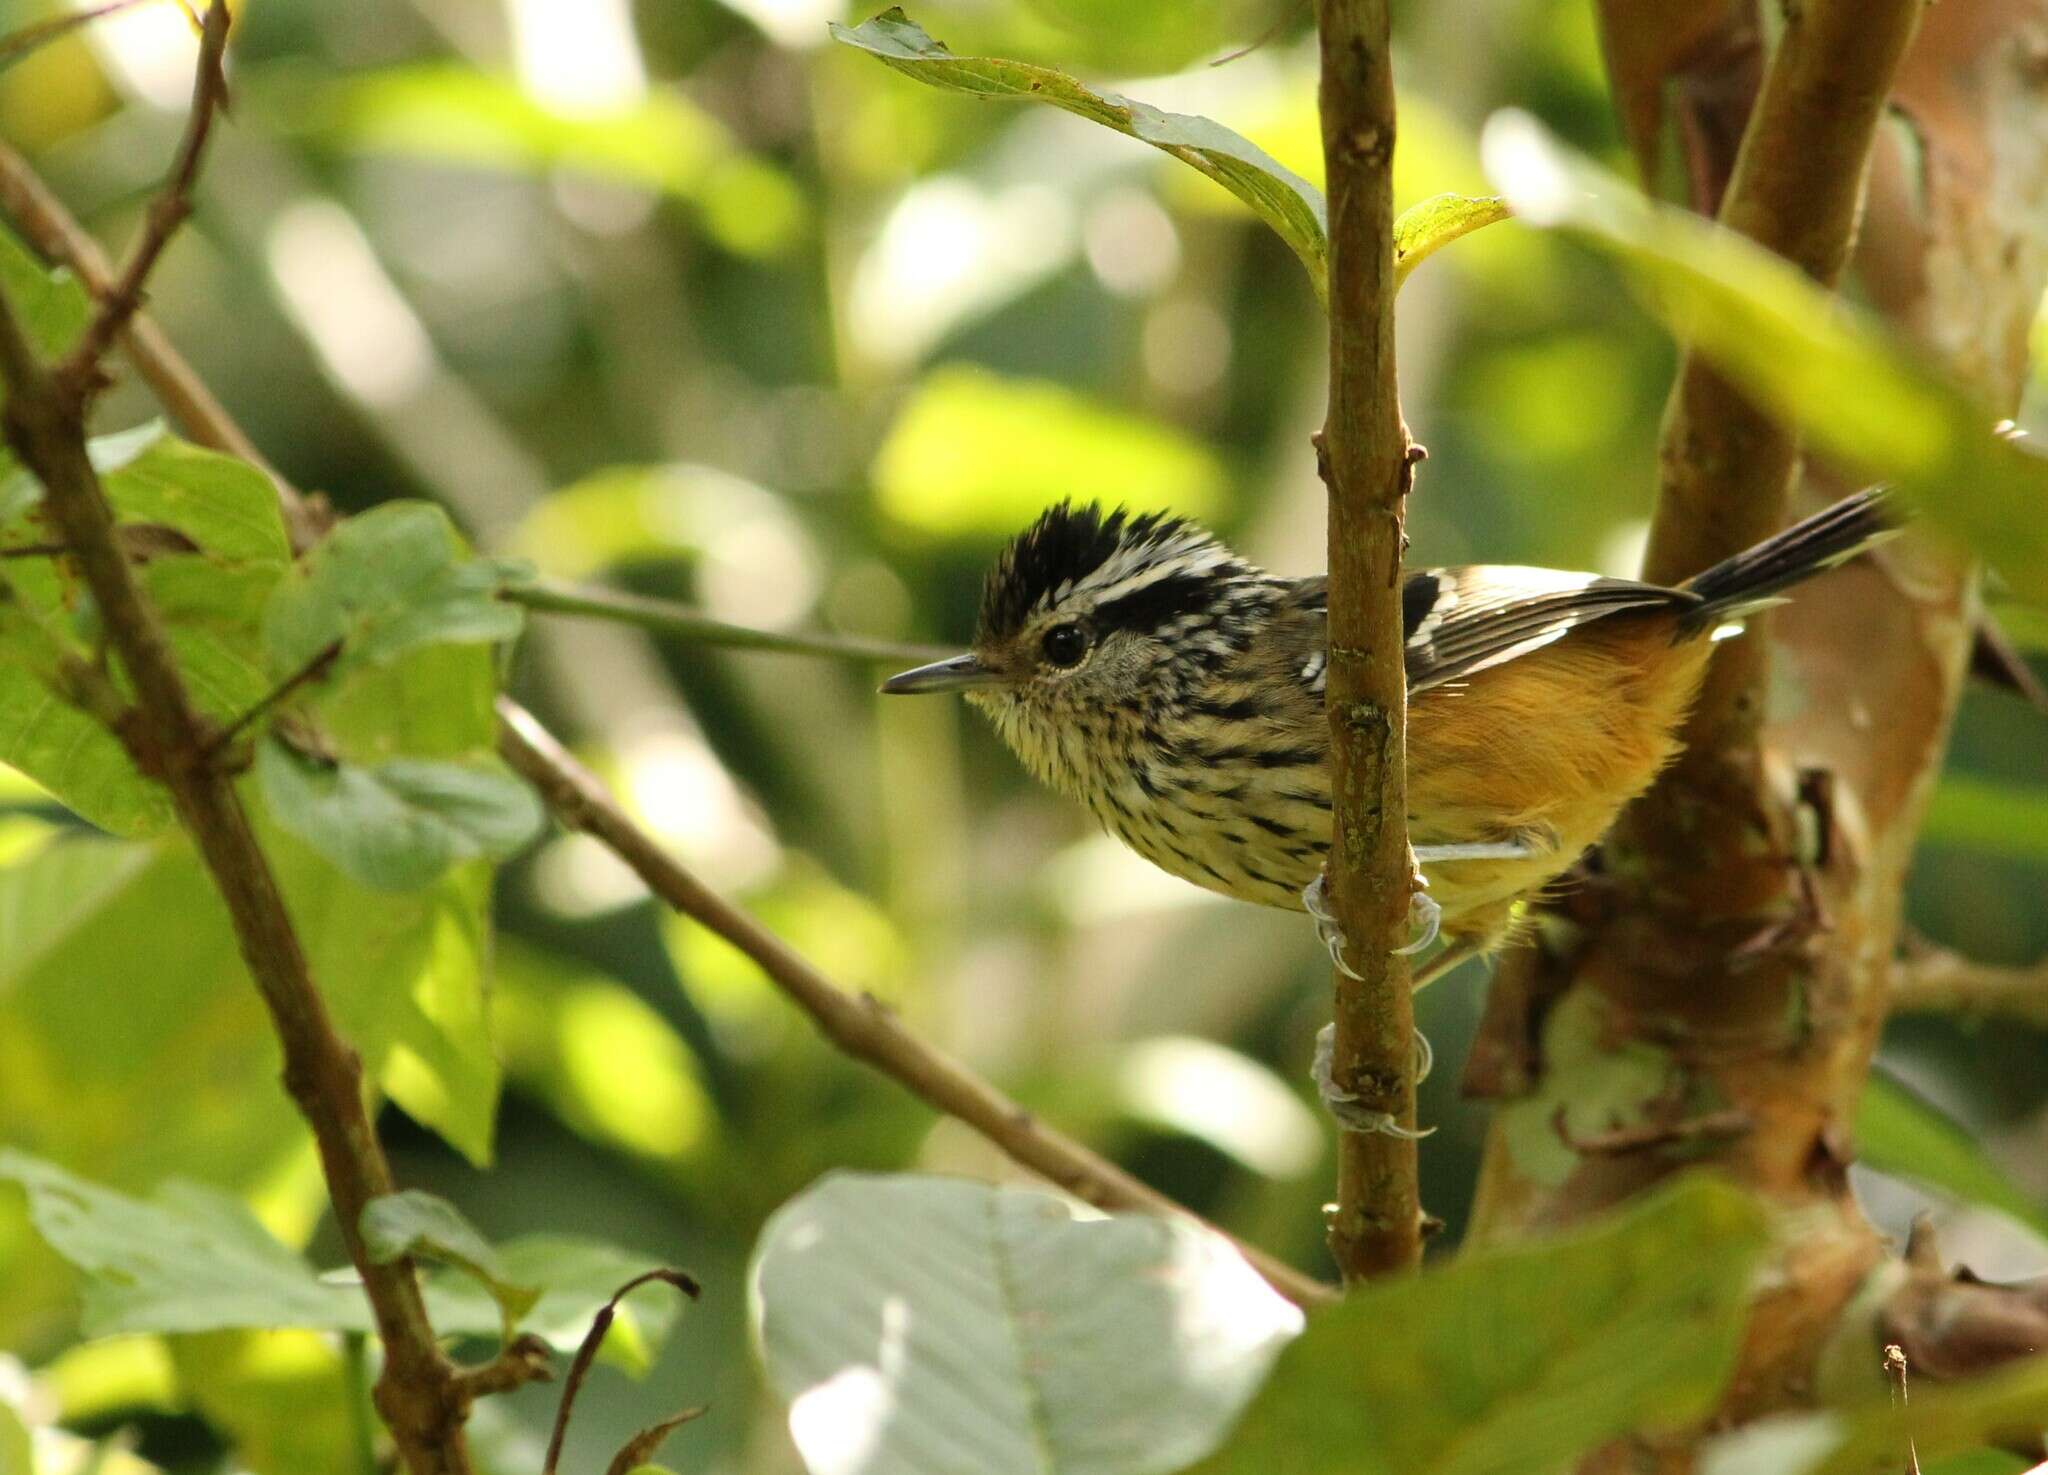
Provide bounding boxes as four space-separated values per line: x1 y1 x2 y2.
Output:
1313 0 1422 1280
0 127 1337 1313
497 703 1335 1308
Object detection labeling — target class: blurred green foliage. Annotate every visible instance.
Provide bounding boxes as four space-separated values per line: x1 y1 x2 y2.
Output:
0 0 2042 1472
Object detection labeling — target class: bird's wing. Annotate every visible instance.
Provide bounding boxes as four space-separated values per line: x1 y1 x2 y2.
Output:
1291 568 1699 694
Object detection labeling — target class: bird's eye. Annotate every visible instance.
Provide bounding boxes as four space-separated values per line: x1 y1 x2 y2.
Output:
1040 623 1089 668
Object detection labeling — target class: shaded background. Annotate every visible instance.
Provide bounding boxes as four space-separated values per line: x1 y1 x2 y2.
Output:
0 0 2043 1470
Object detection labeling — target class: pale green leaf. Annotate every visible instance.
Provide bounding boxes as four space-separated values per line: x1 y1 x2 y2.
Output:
1190 1177 1769 1475
1394 193 1513 287
257 738 543 892
872 364 1229 537
362 1190 540 1332
1 1151 686 1360
1857 1075 2048 1238
831 9 1328 302
262 501 525 681
1482 111 2048 601
752 1172 1303 1475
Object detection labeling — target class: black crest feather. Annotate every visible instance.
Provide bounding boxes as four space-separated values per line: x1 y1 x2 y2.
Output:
978 502 1199 639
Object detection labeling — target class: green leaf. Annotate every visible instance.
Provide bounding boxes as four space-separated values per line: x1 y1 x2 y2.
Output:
1857 1075 2048 1237
872 364 1230 537
257 738 543 891
1481 112 2048 602
0 1149 370 1336
262 501 526 682
361 1190 540 1334
1 1151 686 1361
752 1172 1304 1475
1921 775 2048 861
0 219 88 365
1703 1359 2048 1475
1394 193 1513 288
0 829 500 1181
831 9 1329 302
1191 1177 1770 1475
0 430 291 837
277 64 804 257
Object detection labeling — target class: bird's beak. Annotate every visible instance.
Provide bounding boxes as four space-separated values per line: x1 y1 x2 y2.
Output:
880 652 1000 694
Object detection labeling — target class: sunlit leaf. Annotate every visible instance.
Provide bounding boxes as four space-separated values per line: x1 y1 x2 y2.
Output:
872 364 1229 537
1482 111 2048 601
362 1189 540 1333
1920 775 2048 861
1191 1177 1769 1475
753 1172 1303 1475
0 1400 31 1475
262 501 526 682
0 429 291 837
279 65 804 257
832 9 1329 302
257 738 543 892
1394 193 1513 288
1857 1075 2048 1238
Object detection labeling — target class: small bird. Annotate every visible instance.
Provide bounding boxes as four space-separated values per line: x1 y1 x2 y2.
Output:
882 489 1893 996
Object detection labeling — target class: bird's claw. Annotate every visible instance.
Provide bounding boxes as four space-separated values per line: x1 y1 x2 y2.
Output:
1303 873 1442 972
1393 888 1442 956
1302 872 1364 980
1311 1023 1436 1138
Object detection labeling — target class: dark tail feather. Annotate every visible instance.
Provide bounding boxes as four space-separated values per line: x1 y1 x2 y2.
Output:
1675 486 1896 636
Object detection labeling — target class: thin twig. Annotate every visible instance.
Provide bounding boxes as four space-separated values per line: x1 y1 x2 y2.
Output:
1313 0 1424 1281
1883 1344 1922 1475
0 0 164 74
0 93 1341 1313
56 0 232 399
1891 946 2048 1029
544 1269 701 1475
499 701 1338 1309
203 638 342 758
508 581 949 665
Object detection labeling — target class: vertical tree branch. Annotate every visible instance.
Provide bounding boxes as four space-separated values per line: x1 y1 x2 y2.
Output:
1619 0 1922 897
1314 0 1421 1280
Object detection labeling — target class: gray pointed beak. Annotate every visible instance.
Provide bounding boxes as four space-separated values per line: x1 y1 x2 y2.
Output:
880 652 1000 694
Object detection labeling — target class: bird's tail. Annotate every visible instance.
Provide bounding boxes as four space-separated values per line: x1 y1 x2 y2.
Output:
1674 486 1897 636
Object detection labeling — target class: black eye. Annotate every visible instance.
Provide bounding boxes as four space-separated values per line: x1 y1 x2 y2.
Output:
1040 623 1089 668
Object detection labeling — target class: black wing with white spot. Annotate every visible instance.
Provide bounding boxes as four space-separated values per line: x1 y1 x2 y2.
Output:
1292 568 1697 695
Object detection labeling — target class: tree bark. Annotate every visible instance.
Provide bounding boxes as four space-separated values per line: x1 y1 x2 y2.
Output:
1464 0 2048 1460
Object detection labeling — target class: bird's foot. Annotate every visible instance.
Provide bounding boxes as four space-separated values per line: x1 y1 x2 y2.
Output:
1311 1023 1435 1138
1303 871 1442 972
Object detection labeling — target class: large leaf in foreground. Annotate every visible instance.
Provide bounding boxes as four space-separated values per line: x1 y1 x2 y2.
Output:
1481 111 2048 601
1191 1176 1769 1475
752 1172 1303 1475
831 9 1329 303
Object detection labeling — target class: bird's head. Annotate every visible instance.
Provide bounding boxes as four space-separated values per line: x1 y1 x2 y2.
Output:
881 503 1260 774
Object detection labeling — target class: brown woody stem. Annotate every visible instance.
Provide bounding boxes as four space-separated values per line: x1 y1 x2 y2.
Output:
1314 0 1422 1280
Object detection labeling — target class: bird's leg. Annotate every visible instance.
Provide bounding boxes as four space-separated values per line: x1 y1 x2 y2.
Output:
1303 870 1446 975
